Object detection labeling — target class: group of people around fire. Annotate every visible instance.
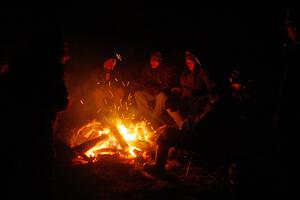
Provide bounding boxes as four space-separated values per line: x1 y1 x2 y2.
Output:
1 9 295 199
96 50 255 176
99 51 217 127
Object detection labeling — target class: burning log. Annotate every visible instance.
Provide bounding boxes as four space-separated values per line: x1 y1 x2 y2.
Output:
94 148 125 155
109 124 130 152
70 114 155 162
127 141 151 151
72 134 109 155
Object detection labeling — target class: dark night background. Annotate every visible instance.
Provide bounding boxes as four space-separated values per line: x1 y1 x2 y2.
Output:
1 5 295 90
1 4 296 199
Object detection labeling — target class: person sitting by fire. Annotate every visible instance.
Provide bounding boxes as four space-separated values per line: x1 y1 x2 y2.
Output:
102 53 121 82
168 51 218 127
143 51 219 176
225 67 257 136
133 51 180 129
92 53 129 118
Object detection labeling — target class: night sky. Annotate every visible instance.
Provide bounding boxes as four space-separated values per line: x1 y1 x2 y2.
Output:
1 5 297 95
1 5 292 74
55 5 291 86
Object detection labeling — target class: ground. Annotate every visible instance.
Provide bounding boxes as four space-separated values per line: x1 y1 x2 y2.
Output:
53 149 235 200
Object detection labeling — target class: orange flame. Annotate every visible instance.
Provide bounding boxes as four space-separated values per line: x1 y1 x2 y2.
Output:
79 119 154 159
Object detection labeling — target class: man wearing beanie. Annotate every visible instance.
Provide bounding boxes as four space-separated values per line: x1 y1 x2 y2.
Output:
134 51 178 128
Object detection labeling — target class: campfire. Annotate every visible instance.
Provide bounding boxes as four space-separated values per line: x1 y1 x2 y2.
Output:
64 73 164 166
70 116 159 165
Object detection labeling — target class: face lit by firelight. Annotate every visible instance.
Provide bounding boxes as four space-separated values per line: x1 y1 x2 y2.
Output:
150 59 161 69
185 59 195 72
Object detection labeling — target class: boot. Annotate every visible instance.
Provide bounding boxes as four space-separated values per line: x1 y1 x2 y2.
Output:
166 109 193 134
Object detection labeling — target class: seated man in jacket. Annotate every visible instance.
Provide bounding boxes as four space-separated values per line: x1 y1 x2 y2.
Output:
134 51 179 128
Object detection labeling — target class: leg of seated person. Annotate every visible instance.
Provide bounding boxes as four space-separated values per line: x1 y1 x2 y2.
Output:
154 92 168 118
134 90 155 117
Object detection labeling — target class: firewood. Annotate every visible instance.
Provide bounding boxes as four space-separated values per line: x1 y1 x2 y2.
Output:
93 148 125 155
72 134 109 155
109 124 130 152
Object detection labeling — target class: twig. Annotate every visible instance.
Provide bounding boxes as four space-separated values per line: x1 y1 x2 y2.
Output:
184 157 193 180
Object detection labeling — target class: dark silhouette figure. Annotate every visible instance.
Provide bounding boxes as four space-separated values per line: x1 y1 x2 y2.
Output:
1 9 69 199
